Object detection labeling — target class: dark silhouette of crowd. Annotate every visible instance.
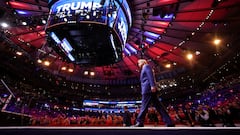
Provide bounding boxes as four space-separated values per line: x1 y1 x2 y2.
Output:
1 73 240 127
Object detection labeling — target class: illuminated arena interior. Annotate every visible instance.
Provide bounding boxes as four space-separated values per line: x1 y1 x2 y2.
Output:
0 0 240 130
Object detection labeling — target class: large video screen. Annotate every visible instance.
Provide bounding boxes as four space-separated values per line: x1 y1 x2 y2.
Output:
48 0 131 44
49 0 106 24
114 7 128 45
46 0 132 65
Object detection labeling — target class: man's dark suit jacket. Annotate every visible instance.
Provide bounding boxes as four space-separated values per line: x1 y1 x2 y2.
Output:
140 64 155 95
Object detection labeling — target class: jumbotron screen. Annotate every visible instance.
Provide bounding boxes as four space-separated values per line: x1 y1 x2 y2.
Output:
46 0 132 66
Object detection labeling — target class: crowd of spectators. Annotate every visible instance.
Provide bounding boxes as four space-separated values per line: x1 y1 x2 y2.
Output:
1 73 240 127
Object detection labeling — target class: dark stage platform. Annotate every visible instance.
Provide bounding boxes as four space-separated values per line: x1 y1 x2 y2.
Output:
1 127 240 135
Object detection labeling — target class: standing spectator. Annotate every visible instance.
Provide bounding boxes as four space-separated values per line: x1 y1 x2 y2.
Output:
123 106 132 126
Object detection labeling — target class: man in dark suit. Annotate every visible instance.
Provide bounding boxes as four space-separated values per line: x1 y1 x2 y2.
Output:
134 59 175 127
123 106 132 127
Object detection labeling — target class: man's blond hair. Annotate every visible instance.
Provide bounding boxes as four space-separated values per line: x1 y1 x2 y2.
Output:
138 59 148 65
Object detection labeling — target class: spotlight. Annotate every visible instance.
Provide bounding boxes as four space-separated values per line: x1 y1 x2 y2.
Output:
214 39 221 45
1 22 9 28
68 68 74 72
37 59 42 63
84 71 89 75
16 51 23 56
186 53 193 60
61 66 67 71
41 19 47 24
43 60 51 66
165 64 171 68
22 21 27 26
90 71 95 76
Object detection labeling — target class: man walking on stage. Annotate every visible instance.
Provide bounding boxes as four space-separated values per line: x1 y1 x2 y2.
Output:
133 59 175 127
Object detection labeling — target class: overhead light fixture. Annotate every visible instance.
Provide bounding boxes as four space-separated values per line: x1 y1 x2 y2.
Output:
41 19 47 24
195 51 201 55
214 39 221 45
16 51 23 56
61 66 67 71
90 71 95 76
84 71 89 75
22 21 27 25
68 68 74 73
186 53 193 60
43 60 51 66
37 59 42 63
1 22 9 28
165 64 171 68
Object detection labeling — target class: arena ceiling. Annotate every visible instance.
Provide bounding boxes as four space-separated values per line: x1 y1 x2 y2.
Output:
0 0 240 86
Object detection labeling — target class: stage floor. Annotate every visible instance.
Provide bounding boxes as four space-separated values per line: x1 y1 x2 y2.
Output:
1 126 240 135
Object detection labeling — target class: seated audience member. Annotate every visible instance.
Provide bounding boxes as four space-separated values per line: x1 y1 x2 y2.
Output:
195 105 215 127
